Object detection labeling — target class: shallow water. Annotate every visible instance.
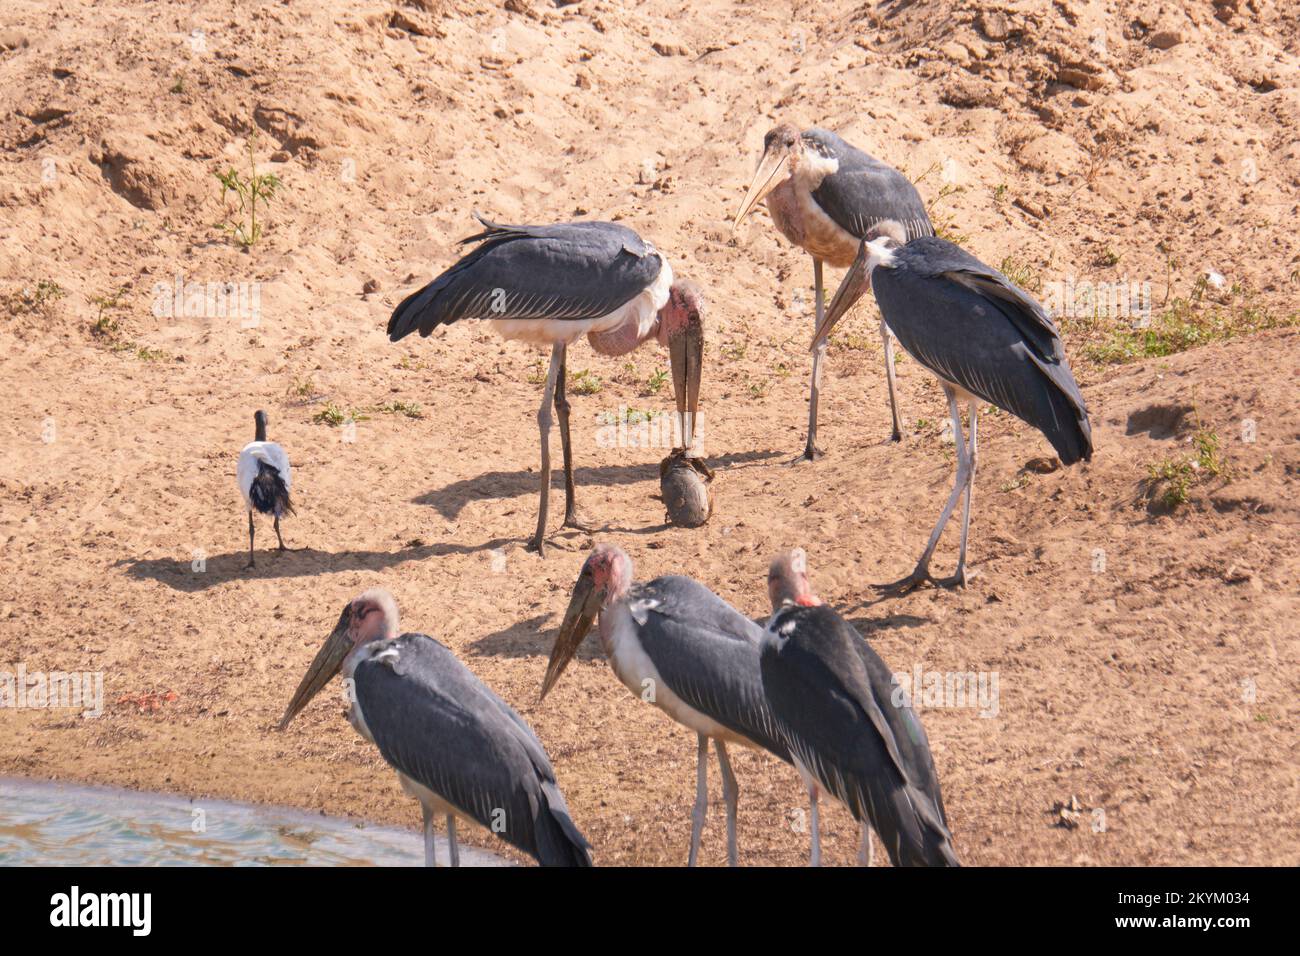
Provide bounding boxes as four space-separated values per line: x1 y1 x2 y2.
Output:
0 777 506 866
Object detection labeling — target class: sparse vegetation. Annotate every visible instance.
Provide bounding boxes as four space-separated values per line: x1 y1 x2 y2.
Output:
215 133 282 247
4 279 65 318
998 256 1042 294
644 367 668 395
375 400 424 419
1144 409 1229 510
568 368 602 395
1083 294 1296 366
313 402 370 427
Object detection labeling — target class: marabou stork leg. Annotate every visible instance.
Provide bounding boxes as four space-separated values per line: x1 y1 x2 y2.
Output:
244 512 256 569
529 344 563 556
714 739 740 867
880 318 904 443
798 257 827 463
934 402 979 589
446 814 460 868
808 784 822 867
858 823 875 867
880 386 971 595
687 733 708 866
421 803 437 867
553 345 590 532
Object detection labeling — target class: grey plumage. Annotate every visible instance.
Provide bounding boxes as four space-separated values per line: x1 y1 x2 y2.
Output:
355 633 591 867
872 237 1093 464
803 128 934 241
387 214 664 340
627 575 792 763
761 603 958 867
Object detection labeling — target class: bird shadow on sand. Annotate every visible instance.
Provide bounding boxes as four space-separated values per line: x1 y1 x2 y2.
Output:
415 449 784 520
465 613 605 664
842 611 932 636
115 539 512 593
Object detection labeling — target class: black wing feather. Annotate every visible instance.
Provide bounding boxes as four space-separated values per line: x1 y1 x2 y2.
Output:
804 128 934 241
354 633 591 866
388 215 663 341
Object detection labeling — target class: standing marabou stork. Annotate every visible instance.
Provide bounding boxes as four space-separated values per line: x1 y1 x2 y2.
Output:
762 549 959 867
539 544 791 866
388 214 704 556
236 409 295 568
732 125 933 457
279 588 592 867
813 233 1093 592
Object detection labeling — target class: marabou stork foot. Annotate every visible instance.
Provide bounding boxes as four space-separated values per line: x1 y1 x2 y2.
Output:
561 509 595 533
878 565 973 595
527 534 548 557
932 566 976 589
244 558 256 570
790 444 824 465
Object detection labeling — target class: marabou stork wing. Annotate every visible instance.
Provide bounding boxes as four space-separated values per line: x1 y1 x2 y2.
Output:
353 633 591 866
803 128 934 241
628 576 792 762
388 215 664 340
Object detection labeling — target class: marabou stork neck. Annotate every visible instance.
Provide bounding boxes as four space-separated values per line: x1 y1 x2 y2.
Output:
540 544 792 866
236 409 295 569
763 549 959 867
733 124 934 457
279 588 592 867
814 233 1093 593
388 214 704 556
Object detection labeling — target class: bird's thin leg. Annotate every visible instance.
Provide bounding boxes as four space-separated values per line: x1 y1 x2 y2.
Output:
688 732 708 867
797 257 827 463
274 514 286 550
244 512 255 569
880 318 904 443
553 345 590 532
935 402 979 588
529 344 563 556
446 814 460 868
808 785 822 867
714 739 740 867
422 803 437 867
858 822 875 867
880 387 970 595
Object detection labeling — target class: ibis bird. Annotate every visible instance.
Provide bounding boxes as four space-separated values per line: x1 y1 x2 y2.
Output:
539 544 791 866
388 214 704 556
236 409 295 568
733 124 934 456
762 548 959 867
279 588 592 867
814 233 1093 592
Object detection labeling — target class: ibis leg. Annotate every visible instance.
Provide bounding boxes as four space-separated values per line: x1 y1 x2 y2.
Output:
881 318 904 443
809 785 822 867
274 514 286 550
446 814 460 868
714 739 739 867
881 387 970 594
529 344 563 555
422 803 437 867
858 823 875 867
799 257 827 462
688 732 708 867
244 512 255 569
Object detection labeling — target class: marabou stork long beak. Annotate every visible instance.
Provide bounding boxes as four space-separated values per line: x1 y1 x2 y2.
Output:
539 568 605 702
731 143 791 232
812 239 873 349
278 604 354 730
669 308 704 453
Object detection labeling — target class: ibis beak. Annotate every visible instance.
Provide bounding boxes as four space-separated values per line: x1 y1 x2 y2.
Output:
278 604 353 730
812 240 873 350
669 311 704 454
539 570 604 702
732 146 791 232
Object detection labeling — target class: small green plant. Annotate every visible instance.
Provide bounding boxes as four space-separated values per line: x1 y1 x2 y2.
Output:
1144 404 1228 509
1097 246 1121 267
313 402 370 427
992 183 1008 203
170 77 186 94
215 134 281 247
998 256 1042 293
375 400 424 419
89 286 129 336
568 368 602 395
644 367 669 394
5 279 65 317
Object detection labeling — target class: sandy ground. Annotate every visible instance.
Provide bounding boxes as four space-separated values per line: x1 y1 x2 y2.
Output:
1 0 1297 866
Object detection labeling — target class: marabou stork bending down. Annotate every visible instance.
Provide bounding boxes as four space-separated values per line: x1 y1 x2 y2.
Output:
236 409 295 569
733 125 933 457
279 588 592 867
762 549 959 867
539 544 791 866
815 232 1093 592
388 215 704 556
